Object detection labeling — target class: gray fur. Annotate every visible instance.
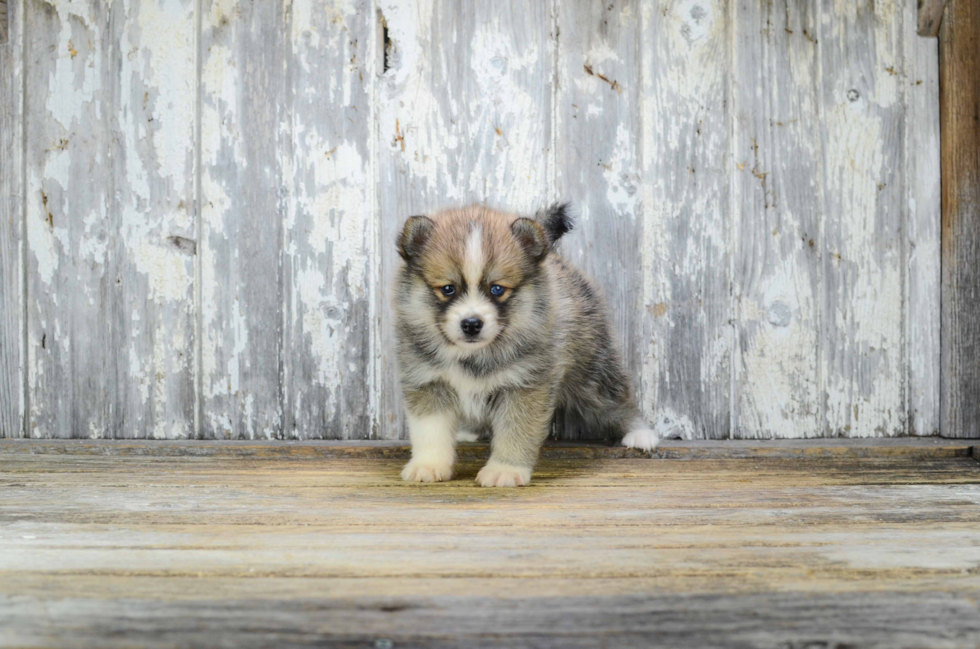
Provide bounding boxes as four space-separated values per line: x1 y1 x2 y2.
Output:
535 202 574 246
394 205 644 485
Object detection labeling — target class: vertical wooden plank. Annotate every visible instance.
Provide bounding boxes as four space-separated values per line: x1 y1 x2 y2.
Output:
199 0 284 439
110 0 197 438
940 0 980 438
0 0 23 438
639 0 732 439
906 3 941 436
25 0 197 440
553 0 641 439
819 0 906 437
281 0 377 439
731 0 821 438
25 0 113 438
376 0 553 437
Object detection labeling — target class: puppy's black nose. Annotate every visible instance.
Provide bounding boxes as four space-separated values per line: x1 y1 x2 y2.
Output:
461 317 483 337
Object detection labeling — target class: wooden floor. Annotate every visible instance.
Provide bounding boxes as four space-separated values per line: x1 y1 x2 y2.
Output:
2 439 980 648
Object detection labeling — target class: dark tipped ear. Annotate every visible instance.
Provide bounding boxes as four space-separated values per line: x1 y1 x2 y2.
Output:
511 218 549 262
397 215 435 261
535 202 573 246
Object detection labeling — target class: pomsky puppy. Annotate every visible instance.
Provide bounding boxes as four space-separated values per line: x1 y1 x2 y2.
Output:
394 204 659 487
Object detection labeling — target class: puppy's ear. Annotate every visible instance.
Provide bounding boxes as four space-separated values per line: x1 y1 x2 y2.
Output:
511 218 549 262
535 202 573 246
397 215 435 261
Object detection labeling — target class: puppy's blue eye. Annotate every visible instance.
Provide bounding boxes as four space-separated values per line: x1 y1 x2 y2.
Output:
490 285 505 297
440 285 456 297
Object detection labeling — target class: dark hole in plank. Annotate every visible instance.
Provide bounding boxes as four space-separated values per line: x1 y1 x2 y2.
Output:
378 9 391 74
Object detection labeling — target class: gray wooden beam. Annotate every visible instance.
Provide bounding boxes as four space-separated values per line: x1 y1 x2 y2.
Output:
553 0 642 440
640 0 732 440
0 0 22 438
0 437 973 460
24 0 197 439
110 0 198 439
907 0 944 436
199 0 286 439
940 0 980 438
25 2 116 438
731 0 821 438
280 0 378 440
819 0 907 436
918 0 947 37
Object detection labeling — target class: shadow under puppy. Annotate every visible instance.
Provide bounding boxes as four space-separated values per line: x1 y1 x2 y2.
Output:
395 204 658 487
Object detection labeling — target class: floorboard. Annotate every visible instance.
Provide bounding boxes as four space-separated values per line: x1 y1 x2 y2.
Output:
1 441 979 647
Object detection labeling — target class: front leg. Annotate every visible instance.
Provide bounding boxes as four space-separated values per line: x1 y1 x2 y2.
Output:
401 383 459 483
477 386 554 487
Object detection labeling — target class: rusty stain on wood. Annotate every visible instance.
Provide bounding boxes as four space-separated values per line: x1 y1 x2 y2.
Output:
583 63 622 94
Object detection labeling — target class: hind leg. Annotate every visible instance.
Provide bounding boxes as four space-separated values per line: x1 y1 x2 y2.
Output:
584 405 659 451
620 418 661 451
570 380 660 451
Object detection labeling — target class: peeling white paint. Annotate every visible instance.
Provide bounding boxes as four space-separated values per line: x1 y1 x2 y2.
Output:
301 137 369 289
26 175 59 287
45 3 100 132
135 0 197 188
132 239 193 303
14 0 940 442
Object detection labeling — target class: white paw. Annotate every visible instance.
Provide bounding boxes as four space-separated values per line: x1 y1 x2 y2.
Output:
476 461 531 488
622 427 661 451
401 460 453 483
455 429 480 443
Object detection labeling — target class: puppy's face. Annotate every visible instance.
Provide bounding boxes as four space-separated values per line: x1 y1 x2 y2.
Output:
397 207 550 353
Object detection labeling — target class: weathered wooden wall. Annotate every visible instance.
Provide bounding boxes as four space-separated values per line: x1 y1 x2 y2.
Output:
0 0 948 440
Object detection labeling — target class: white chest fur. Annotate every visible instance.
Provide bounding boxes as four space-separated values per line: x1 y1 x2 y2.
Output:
441 364 530 424
456 386 488 423
410 360 533 425
440 367 491 424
